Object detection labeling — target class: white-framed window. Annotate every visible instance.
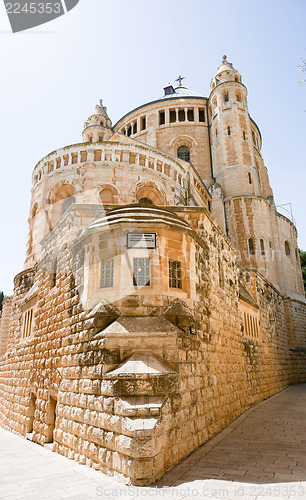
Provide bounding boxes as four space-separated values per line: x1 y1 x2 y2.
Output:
100 259 114 288
133 258 150 287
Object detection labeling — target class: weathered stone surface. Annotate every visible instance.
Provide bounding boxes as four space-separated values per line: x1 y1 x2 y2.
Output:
0 57 306 487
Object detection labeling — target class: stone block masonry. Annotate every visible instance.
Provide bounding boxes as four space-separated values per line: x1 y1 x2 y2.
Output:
0 56 306 486
0 205 305 485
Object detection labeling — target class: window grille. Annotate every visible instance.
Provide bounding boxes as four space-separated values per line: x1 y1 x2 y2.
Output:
169 260 182 289
177 146 190 163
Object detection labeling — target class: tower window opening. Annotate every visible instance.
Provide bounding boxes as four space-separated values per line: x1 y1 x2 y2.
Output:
260 239 265 256
243 131 246 140
187 109 194 121
99 136 103 142
141 116 146 131
178 109 185 122
199 108 205 122
159 111 165 125
224 91 229 102
248 238 255 255
269 242 273 257
285 241 291 256
133 258 150 287
248 172 252 184
169 260 182 289
236 92 241 102
208 200 211 212
227 126 231 136
235 75 239 82
215 128 218 137
127 125 132 137
100 259 114 288
177 146 190 163
133 122 137 134
170 110 176 123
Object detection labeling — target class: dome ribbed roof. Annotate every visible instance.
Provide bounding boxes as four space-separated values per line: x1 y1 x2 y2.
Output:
88 205 194 233
160 86 203 99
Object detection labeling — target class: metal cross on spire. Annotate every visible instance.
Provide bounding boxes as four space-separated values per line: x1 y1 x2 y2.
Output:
176 75 185 87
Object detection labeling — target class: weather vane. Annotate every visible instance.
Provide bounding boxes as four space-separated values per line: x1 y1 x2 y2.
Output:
176 75 185 87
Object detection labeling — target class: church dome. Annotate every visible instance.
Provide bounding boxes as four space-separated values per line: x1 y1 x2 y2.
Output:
160 86 204 99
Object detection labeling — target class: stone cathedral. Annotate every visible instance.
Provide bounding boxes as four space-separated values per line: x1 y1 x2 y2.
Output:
0 56 306 485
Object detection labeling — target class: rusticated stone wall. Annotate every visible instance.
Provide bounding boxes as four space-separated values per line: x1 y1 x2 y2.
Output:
0 297 13 356
0 206 306 485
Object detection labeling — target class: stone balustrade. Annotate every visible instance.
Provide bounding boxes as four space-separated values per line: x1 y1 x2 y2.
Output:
32 142 188 189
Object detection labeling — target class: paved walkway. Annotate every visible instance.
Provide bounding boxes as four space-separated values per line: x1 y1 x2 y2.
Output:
0 385 306 500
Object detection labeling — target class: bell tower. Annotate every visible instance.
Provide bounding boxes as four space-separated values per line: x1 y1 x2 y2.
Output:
209 55 264 199
208 57 299 296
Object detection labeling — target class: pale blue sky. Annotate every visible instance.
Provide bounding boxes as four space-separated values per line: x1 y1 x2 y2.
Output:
0 0 305 294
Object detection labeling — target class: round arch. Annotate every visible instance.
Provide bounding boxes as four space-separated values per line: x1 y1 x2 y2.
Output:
47 183 77 221
98 184 119 204
169 135 197 164
134 182 166 206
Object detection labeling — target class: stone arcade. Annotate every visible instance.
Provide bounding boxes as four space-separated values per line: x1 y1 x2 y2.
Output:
0 57 306 485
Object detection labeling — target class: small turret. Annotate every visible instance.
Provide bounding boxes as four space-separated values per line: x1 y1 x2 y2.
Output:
82 100 113 143
209 55 260 197
211 55 242 88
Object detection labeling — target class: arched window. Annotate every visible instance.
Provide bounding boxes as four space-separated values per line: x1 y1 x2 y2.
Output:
136 184 164 205
285 241 291 256
260 239 265 256
248 238 255 255
61 196 75 215
139 198 153 205
177 146 190 163
100 189 114 204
